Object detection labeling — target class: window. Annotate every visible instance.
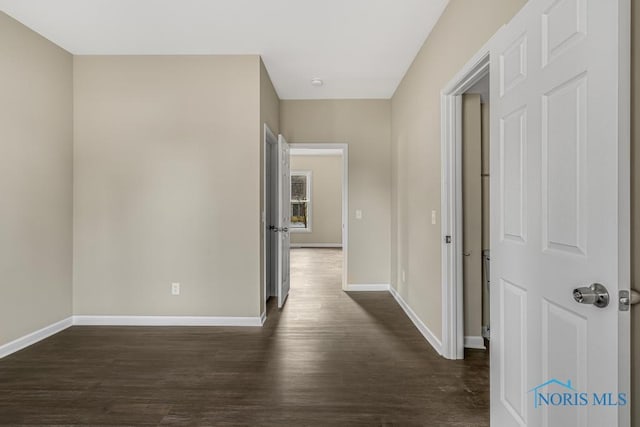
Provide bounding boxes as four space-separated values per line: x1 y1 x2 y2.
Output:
290 171 311 231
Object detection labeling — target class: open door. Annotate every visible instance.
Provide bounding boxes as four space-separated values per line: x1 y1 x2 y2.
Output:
490 0 630 426
277 134 291 308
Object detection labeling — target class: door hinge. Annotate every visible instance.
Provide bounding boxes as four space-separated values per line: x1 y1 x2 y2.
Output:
445 235 452 244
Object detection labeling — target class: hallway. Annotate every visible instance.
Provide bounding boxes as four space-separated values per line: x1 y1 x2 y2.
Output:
0 248 489 425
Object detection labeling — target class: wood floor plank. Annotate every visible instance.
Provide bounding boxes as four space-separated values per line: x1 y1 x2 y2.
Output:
0 248 489 426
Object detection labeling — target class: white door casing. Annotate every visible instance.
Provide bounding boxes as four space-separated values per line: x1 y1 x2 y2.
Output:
277 134 291 309
490 0 630 426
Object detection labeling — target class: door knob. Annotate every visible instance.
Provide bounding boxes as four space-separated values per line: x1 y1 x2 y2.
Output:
619 289 640 311
572 283 609 308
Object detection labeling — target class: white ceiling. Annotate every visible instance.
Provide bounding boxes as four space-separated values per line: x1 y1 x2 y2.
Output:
0 0 449 99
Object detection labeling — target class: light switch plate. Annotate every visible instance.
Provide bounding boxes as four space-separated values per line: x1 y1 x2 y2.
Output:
431 210 437 225
355 209 363 220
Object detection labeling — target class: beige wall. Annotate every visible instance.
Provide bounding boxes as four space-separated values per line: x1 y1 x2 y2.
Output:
290 155 343 245
280 100 391 285
259 58 280 313
0 13 73 346
390 0 527 341
631 0 639 424
462 94 483 339
260 59 280 138
73 55 262 317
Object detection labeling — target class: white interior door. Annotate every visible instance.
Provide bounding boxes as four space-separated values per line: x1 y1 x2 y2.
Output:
490 0 630 426
277 134 291 308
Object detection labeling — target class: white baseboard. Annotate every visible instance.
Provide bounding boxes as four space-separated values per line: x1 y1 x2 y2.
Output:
0 316 73 359
464 336 486 350
290 243 342 248
1 313 264 359
345 283 391 292
73 315 264 327
388 286 443 355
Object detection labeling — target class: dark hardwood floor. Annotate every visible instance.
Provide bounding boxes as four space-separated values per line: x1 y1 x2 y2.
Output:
0 248 489 426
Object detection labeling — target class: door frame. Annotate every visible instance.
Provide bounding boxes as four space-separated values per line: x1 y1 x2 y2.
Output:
441 4 631 426
288 143 349 291
262 124 278 316
440 4 631 368
440 40 493 360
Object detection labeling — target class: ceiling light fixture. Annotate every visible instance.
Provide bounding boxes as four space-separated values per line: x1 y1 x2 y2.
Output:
311 78 323 87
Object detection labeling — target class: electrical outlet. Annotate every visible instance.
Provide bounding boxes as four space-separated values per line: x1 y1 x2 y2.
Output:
171 282 180 296
431 210 437 225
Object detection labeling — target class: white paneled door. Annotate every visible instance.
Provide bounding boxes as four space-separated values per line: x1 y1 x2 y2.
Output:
277 134 291 308
490 0 630 426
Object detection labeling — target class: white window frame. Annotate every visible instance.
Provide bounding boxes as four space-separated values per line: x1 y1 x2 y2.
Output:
290 170 312 233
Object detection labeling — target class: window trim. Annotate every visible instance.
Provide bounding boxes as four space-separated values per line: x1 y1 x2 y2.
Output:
290 170 312 233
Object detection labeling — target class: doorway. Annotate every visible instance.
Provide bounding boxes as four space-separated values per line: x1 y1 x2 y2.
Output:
288 144 348 292
264 125 279 304
461 74 490 352
263 137 349 308
440 49 491 360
